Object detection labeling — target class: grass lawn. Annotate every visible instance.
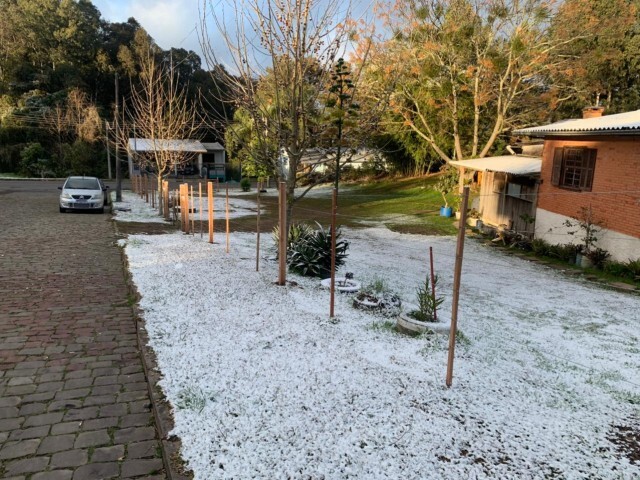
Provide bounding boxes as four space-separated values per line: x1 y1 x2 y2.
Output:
231 175 459 236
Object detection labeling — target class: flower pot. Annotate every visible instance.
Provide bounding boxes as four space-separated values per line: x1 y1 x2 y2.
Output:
396 304 452 335
320 277 361 293
467 217 482 228
353 292 401 315
576 253 593 269
440 206 453 217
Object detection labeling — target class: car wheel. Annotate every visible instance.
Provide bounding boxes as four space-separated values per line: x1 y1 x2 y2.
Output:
59 206 66 213
97 207 104 214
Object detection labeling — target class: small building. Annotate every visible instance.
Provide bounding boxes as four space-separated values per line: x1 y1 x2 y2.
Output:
450 155 541 236
298 148 387 175
127 138 227 180
200 142 226 181
514 107 640 262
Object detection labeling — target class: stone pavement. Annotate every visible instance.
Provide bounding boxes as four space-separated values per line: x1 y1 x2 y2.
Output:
0 181 167 479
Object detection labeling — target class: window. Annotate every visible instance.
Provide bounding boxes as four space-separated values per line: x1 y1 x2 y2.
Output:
551 147 597 191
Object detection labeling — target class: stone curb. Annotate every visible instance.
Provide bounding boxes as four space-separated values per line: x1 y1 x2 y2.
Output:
114 220 194 480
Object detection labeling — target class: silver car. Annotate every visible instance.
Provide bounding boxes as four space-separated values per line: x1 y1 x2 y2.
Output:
59 176 108 213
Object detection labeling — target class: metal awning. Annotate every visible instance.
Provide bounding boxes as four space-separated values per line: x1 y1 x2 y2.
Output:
450 155 541 175
127 138 207 153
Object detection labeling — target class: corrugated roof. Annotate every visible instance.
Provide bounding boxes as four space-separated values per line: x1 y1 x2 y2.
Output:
450 155 541 175
128 138 207 153
514 110 640 137
201 142 224 151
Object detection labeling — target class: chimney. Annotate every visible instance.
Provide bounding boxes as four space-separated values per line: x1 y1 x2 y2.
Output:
582 106 605 119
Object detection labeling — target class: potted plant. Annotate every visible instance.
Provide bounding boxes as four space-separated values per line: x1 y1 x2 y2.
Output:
563 205 605 268
353 278 401 316
397 275 449 335
434 167 458 217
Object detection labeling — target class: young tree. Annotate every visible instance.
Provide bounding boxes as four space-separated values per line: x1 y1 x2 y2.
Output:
123 31 204 216
200 0 357 220
361 0 574 164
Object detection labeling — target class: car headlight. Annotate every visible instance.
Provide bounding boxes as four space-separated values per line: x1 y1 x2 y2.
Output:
61 192 72 199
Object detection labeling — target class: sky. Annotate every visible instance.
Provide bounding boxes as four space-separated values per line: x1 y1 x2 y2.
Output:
91 0 376 72
92 0 207 61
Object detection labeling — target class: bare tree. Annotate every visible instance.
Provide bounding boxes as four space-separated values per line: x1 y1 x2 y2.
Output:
200 0 359 220
123 37 204 216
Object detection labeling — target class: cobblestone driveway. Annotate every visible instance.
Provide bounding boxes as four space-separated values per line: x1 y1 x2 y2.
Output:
0 181 166 479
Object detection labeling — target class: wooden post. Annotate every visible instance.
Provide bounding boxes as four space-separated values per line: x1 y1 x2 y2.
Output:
446 186 470 388
164 181 170 221
145 176 149 203
256 179 261 272
199 182 203 239
278 182 287 286
225 183 230 253
207 181 214 243
430 246 437 322
329 188 337 318
190 184 195 235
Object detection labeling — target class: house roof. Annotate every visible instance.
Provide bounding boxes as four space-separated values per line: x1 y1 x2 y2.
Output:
201 142 224 151
514 109 640 137
450 155 542 175
128 138 208 153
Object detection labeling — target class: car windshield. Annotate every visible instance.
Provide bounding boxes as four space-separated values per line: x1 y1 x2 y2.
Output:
65 178 100 190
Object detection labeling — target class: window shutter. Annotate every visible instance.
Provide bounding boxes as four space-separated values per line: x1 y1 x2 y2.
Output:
581 148 597 191
551 148 563 186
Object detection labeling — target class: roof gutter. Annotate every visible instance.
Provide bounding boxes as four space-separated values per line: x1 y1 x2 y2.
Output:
515 129 640 138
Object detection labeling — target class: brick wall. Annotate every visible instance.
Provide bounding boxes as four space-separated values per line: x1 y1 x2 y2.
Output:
538 136 640 239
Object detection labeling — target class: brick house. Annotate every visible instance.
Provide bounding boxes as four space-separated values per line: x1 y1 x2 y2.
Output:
514 107 640 262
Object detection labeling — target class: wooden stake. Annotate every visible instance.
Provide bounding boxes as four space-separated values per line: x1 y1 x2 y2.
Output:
256 179 261 272
329 188 337 318
430 246 437 322
207 181 214 243
190 184 195 235
278 182 287 286
225 183 230 253
199 182 203 239
446 186 470 388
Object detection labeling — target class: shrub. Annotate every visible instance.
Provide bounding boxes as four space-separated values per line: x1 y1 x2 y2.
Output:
240 177 251 192
411 275 444 322
273 222 349 278
354 277 401 316
586 247 610 270
624 258 640 280
531 238 551 257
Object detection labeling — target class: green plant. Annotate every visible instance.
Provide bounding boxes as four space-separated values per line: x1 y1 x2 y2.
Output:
531 238 551 257
240 177 251 191
433 166 459 208
176 386 207 413
586 247 610 270
623 258 640 280
563 205 605 254
410 275 444 322
279 222 349 278
354 277 402 316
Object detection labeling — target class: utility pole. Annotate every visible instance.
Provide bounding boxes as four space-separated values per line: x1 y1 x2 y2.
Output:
105 120 112 180
114 73 122 202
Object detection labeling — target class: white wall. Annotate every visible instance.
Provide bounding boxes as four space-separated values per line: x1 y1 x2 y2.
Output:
535 208 640 262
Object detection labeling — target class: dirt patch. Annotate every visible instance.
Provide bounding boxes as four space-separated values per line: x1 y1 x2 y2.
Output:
609 420 640 464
